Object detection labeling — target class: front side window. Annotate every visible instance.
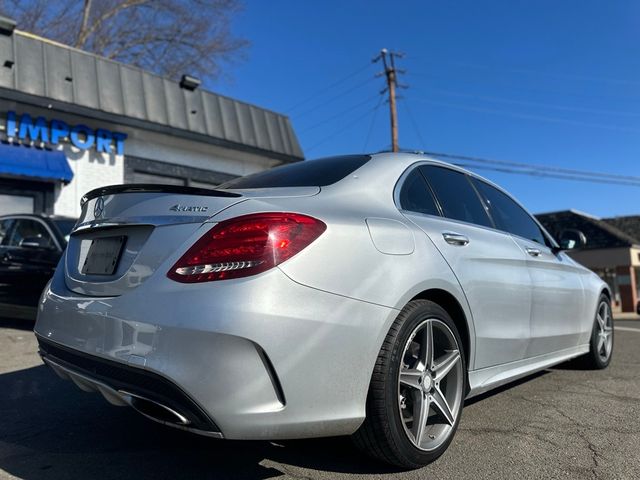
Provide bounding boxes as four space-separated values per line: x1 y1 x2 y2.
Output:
7 220 54 248
471 178 546 245
398 169 440 216
419 166 492 228
0 219 14 246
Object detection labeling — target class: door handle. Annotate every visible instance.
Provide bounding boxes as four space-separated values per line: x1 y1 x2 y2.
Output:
526 247 541 257
2 252 11 262
442 232 470 246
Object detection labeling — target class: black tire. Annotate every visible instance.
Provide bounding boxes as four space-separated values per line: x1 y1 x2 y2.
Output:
581 294 614 370
352 300 466 469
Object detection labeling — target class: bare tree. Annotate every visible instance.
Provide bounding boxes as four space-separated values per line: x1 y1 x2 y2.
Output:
0 0 248 82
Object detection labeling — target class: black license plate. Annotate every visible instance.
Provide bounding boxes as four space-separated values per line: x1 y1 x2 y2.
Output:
81 236 126 275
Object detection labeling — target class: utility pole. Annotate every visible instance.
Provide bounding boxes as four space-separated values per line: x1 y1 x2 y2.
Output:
373 49 405 152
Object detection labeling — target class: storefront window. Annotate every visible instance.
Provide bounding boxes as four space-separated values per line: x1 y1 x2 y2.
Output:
0 194 34 216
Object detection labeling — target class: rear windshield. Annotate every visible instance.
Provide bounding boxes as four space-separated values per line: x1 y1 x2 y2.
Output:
219 155 371 189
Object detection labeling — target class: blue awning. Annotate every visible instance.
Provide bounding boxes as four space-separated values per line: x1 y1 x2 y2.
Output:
0 142 73 183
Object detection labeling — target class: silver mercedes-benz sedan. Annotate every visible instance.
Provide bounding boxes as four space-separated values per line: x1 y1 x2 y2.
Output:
34 153 613 468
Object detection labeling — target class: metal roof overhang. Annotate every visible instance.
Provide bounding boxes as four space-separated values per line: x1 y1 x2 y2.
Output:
0 87 300 164
0 31 304 164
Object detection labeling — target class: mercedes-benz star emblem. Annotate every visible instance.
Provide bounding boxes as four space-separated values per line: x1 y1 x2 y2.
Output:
94 197 105 219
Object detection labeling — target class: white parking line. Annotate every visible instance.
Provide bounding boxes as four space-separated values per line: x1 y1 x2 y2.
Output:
615 326 640 333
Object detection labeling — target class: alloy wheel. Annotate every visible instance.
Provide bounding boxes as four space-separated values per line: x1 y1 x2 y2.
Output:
397 318 464 451
596 300 613 362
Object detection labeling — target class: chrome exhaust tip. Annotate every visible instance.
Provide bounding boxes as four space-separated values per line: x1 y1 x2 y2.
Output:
119 390 191 426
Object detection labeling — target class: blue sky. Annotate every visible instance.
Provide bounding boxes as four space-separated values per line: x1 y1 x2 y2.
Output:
213 1 640 218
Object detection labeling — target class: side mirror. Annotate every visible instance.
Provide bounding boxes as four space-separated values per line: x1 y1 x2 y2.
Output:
558 229 586 251
19 236 51 249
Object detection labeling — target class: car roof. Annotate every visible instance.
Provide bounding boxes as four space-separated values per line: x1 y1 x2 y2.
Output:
365 152 523 203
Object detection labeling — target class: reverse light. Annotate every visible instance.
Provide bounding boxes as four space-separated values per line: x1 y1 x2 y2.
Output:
167 212 326 283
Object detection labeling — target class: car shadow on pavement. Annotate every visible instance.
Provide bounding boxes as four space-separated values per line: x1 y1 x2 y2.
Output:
463 369 549 407
549 357 592 371
0 364 401 479
0 364 563 479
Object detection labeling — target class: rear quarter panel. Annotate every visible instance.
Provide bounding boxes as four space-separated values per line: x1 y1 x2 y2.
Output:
208 183 478 370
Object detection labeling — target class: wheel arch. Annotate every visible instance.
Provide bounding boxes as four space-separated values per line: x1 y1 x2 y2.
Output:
410 288 472 375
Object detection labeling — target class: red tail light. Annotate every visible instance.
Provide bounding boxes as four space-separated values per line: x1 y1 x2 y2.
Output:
167 212 326 283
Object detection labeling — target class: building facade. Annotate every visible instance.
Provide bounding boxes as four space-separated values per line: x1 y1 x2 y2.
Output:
0 29 303 218
536 210 640 313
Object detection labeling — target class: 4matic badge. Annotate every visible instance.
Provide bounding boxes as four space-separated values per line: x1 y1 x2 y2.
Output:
169 204 209 213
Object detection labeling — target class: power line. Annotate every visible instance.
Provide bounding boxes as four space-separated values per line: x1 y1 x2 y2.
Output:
422 151 640 183
292 76 377 119
418 151 640 187
286 63 373 113
447 61 640 88
411 98 640 134
405 58 640 88
299 94 380 134
368 52 640 187
399 97 426 147
450 162 640 188
406 71 640 104
306 104 380 153
363 95 385 151
421 87 640 118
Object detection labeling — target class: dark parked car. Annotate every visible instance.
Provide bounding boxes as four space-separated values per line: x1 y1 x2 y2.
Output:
0 214 76 320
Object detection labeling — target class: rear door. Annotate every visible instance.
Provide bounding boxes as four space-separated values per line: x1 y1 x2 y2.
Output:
399 165 533 369
470 178 585 357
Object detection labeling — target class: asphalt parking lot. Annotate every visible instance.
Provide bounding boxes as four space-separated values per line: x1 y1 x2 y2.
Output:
1 317 639 480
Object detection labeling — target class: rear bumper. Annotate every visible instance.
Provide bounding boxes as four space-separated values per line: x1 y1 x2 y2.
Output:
34 264 397 440
38 338 223 437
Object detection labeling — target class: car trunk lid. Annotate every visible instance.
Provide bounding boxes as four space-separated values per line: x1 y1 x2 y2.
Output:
64 184 319 296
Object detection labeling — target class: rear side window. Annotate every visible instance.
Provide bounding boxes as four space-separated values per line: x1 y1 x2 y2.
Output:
399 169 440 216
420 166 492 228
471 178 546 245
219 155 371 189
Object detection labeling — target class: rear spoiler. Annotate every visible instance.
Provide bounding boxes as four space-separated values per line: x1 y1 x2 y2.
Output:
81 184 241 207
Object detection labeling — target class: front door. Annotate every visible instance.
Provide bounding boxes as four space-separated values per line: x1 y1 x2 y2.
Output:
469 177 585 358
510 236 585 357
0 218 60 316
